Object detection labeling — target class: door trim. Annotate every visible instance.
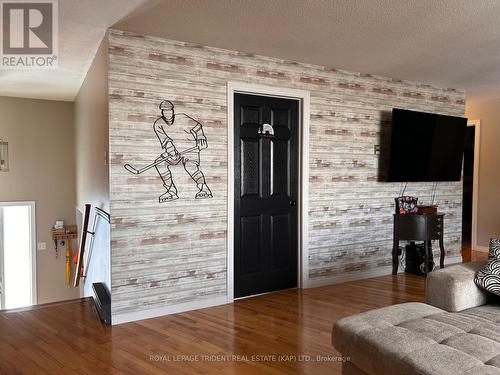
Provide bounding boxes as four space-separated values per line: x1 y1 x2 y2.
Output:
467 119 482 252
0 201 37 306
227 81 310 303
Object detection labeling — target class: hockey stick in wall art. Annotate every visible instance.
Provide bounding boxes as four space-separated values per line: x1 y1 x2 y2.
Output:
124 100 213 203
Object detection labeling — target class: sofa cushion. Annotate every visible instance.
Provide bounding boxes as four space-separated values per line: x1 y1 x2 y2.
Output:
332 302 500 375
488 238 500 260
426 261 489 312
475 259 500 297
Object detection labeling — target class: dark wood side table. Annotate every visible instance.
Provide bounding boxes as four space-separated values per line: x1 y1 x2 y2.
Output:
392 213 445 275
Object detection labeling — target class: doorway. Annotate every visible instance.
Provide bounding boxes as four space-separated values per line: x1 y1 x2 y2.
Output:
0 202 36 309
462 120 480 260
233 93 299 298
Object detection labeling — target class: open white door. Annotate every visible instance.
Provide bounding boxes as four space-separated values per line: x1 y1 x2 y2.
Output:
0 202 36 309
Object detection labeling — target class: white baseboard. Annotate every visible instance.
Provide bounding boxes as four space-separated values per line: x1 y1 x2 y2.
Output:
112 255 465 324
307 255 463 289
307 266 393 288
473 245 489 253
112 296 227 325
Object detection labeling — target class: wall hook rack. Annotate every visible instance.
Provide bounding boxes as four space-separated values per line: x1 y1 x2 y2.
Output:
52 225 77 259
52 224 78 285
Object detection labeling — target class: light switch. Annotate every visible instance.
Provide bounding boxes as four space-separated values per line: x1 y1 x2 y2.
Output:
37 242 46 251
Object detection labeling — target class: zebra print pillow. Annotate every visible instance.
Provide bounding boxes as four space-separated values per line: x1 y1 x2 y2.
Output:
475 259 500 296
488 238 500 260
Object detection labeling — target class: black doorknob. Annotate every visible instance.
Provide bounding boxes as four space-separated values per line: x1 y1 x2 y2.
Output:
289 200 297 207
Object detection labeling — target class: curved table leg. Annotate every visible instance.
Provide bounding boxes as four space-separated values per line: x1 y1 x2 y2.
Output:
439 238 445 268
392 239 399 275
424 241 429 276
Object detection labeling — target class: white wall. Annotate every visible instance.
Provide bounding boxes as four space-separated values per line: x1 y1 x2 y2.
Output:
74 36 110 297
0 96 79 304
466 98 500 248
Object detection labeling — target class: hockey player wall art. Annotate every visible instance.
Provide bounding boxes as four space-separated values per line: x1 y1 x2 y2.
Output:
124 100 213 203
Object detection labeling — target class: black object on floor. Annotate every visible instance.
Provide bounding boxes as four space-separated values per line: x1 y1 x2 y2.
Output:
92 282 111 325
405 242 435 276
392 213 445 274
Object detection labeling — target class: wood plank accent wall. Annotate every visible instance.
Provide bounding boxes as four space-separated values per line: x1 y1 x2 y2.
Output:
108 29 465 318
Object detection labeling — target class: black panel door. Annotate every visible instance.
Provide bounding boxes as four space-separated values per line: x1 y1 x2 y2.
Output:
234 93 299 298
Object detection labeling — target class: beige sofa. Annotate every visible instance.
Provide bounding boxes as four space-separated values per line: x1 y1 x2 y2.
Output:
332 261 500 375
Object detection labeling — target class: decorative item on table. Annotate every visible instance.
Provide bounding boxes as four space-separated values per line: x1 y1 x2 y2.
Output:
396 196 418 214
417 205 438 214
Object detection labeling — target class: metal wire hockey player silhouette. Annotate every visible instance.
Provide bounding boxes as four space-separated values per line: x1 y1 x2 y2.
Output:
150 100 213 202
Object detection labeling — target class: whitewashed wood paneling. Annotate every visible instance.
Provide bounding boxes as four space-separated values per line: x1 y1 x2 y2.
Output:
108 29 465 317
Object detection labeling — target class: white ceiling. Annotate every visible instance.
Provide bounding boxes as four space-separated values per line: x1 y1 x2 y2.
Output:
0 0 148 101
2 0 500 101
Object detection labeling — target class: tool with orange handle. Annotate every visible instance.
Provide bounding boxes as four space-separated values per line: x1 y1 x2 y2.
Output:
65 240 71 285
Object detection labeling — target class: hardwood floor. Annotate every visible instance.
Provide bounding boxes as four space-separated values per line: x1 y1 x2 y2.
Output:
0 273 426 375
0 250 488 375
462 242 488 263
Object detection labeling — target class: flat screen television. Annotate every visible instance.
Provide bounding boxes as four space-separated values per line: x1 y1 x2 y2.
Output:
386 108 467 182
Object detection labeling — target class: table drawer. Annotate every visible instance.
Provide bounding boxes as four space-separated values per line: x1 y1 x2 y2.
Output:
395 215 427 239
427 215 444 239
394 214 444 240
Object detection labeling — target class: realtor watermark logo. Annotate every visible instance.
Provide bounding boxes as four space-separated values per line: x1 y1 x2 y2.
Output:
1 0 58 68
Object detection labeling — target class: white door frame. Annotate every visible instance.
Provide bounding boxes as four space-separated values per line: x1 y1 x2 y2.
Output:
0 201 37 307
467 120 482 251
226 81 311 303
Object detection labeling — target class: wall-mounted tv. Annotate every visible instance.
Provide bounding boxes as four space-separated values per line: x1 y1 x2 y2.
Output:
386 108 467 182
